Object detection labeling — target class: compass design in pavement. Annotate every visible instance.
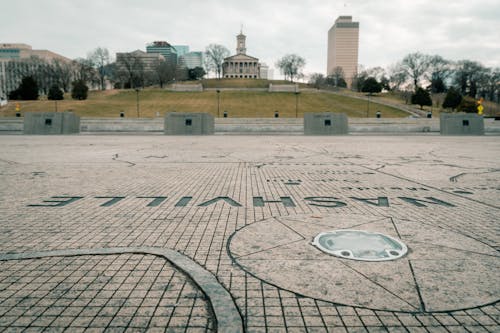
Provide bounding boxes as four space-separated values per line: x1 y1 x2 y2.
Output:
229 214 499 312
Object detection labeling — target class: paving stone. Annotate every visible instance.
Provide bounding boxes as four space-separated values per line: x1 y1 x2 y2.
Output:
0 135 499 332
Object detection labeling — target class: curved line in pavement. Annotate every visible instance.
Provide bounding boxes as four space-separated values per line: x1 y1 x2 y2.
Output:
0 247 243 333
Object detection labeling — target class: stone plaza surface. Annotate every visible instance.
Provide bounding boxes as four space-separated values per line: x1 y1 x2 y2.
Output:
0 134 499 332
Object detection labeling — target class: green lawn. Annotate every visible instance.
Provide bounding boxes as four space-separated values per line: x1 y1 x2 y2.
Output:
1 88 409 118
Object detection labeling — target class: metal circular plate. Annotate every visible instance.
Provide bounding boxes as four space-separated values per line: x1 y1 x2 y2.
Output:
312 229 408 261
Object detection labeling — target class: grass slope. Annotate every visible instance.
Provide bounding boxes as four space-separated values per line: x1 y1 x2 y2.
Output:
0 88 409 118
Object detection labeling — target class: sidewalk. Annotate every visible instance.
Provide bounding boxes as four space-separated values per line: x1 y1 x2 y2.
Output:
0 135 499 332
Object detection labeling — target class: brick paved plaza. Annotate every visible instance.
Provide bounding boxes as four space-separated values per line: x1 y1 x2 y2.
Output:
0 135 499 332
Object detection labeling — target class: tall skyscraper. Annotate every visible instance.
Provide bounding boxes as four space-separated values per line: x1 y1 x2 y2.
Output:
327 16 359 87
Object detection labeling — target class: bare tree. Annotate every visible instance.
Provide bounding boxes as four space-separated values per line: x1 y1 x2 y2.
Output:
152 59 175 88
351 69 369 92
428 55 451 93
453 60 487 98
308 73 325 88
203 56 213 79
327 66 347 87
395 52 432 90
116 53 145 88
50 59 74 92
275 54 306 82
388 63 409 91
88 47 111 90
6 56 54 94
205 44 230 79
73 58 99 87
482 68 500 102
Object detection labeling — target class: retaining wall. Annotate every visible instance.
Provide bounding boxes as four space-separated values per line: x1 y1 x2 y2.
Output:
170 84 203 92
269 84 300 93
1 117 499 134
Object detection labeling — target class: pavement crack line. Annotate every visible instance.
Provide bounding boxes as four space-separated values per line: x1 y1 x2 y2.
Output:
356 163 500 210
0 158 19 165
112 154 136 167
340 260 420 311
145 155 168 159
408 260 426 312
0 247 244 333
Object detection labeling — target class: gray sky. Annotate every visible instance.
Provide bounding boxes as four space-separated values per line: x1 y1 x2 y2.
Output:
1 0 499 78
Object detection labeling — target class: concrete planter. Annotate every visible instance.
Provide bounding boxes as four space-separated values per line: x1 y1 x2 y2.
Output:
164 112 214 135
440 113 484 135
23 112 80 134
304 112 348 135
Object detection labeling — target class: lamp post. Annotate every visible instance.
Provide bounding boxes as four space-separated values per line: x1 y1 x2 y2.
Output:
216 89 221 118
366 94 370 118
295 92 300 118
135 88 140 118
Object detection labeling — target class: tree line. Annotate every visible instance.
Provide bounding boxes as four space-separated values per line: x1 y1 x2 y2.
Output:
309 52 499 111
5 42 306 101
4 46 206 101
5 47 113 101
6 44 498 112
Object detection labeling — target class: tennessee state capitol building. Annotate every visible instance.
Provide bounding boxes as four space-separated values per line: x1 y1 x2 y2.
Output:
223 31 261 79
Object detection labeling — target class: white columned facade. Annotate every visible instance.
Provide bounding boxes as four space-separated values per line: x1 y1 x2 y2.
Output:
222 31 261 79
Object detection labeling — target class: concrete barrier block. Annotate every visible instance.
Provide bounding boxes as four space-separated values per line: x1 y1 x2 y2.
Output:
171 84 203 92
23 112 80 134
269 84 300 93
304 112 348 135
164 113 214 135
440 113 484 135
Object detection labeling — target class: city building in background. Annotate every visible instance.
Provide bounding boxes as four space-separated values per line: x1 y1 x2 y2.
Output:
116 50 164 71
173 45 189 58
146 41 177 66
327 16 359 87
0 43 71 63
0 43 72 99
260 63 269 80
115 50 165 87
179 52 203 69
223 31 260 79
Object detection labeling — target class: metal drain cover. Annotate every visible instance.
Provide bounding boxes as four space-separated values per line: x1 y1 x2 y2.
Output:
312 230 408 261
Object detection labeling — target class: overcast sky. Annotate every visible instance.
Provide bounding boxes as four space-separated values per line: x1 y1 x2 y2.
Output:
1 0 499 78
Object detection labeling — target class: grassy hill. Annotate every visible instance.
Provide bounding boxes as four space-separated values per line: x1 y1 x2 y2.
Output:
0 82 410 118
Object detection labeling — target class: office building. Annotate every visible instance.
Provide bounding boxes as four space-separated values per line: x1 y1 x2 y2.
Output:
115 50 164 87
0 43 71 99
173 45 189 58
260 63 269 80
327 16 359 87
179 52 203 69
146 41 177 65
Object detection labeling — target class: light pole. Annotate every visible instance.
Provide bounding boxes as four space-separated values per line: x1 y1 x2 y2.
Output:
135 88 140 118
366 94 370 117
295 92 300 118
216 89 221 118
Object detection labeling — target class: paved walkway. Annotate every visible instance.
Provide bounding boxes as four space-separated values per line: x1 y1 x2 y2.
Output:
0 135 499 332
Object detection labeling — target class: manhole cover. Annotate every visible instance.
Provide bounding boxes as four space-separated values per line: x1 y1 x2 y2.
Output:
312 229 408 261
